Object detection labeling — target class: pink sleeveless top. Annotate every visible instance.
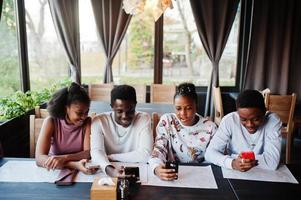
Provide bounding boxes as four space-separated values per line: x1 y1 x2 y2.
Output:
49 118 85 155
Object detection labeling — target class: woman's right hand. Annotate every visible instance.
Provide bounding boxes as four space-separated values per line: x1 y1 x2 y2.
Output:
77 159 99 175
154 164 178 181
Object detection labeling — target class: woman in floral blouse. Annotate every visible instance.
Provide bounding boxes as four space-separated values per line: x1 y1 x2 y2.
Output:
149 83 217 181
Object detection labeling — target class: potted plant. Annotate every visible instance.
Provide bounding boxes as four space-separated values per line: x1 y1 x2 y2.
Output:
0 80 71 157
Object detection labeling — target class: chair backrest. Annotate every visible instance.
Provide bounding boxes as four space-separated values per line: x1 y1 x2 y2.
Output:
88 83 114 102
260 88 271 98
152 112 160 140
150 84 176 104
29 115 45 158
212 86 224 126
265 93 297 126
35 106 49 118
133 84 147 103
265 93 297 164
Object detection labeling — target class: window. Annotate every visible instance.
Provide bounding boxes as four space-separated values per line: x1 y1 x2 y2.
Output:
219 4 240 87
25 0 69 91
79 0 105 84
163 1 240 87
113 7 154 85
0 0 21 97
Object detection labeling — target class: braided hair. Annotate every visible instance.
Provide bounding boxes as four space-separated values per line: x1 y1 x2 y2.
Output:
174 82 198 104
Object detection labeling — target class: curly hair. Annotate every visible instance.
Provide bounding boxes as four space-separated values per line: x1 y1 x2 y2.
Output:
174 82 198 104
111 85 137 105
47 82 90 118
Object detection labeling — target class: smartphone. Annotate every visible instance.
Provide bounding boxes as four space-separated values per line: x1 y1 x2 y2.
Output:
165 161 178 173
124 167 140 184
241 151 255 160
124 167 140 178
85 162 100 170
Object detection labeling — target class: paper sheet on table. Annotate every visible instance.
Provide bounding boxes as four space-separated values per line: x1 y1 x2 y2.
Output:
111 162 148 183
143 165 218 189
0 161 102 182
222 164 298 184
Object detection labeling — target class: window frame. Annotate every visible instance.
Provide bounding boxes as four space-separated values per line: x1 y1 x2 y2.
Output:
13 1 245 93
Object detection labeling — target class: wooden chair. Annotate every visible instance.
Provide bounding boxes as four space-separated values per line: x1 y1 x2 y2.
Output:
29 114 45 158
88 83 114 102
34 106 49 118
265 93 297 164
150 84 176 104
133 84 147 103
212 86 224 126
152 112 160 141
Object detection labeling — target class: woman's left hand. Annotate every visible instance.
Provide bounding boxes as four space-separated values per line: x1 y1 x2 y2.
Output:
43 155 66 170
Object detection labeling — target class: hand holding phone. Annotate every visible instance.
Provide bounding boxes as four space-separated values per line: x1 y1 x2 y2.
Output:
85 162 100 170
165 161 178 173
241 151 255 160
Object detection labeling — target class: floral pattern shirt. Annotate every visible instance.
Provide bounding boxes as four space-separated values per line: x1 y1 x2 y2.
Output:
149 113 217 173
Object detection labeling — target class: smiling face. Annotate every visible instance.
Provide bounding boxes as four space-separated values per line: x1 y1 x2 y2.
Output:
111 99 136 127
174 95 197 126
66 101 89 127
238 107 265 134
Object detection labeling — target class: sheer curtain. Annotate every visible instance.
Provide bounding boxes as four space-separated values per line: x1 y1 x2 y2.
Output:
243 0 301 97
190 0 239 117
48 0 81 84
90 0 131 83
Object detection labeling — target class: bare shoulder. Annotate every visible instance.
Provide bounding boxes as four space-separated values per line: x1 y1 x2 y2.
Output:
42 116 55 128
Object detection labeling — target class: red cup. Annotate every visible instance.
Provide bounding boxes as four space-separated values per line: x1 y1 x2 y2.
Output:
241 151 255 160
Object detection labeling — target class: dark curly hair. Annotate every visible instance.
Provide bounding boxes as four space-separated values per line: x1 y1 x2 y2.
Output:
111 85 137 105
47 82 90 118
174 82 198 104
236 89 266 114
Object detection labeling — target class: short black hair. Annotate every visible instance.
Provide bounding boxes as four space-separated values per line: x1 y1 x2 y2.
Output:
111 85 137 105
174 82 198 104
47 82 90 118
236 89 266 113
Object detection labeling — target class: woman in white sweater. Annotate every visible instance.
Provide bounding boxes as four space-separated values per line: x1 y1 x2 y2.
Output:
149 83 217 181
91 85 153 177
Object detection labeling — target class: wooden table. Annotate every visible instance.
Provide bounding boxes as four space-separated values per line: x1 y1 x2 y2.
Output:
0 158 236 200
1 158 301 200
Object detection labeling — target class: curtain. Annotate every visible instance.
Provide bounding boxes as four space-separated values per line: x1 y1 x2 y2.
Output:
48 0 81 84
190 0 239 117
0 0 3 21
243 0 301 98
90 0 131 83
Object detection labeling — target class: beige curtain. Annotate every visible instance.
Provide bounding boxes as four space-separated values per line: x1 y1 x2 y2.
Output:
48 0 81 84
243 0 301 100
190 0 239 116
91 0 132 83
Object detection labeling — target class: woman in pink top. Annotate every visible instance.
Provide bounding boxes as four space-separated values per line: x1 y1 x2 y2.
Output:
35 82 96 174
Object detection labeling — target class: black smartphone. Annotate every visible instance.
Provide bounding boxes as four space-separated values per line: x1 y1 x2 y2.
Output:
165 161 178 173
124 167 140 184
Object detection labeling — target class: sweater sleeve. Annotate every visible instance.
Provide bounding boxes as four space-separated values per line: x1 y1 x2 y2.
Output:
90 116 111 173
148 114 170 174
109 113 153 163
205 116 234 169
256 113 282 170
